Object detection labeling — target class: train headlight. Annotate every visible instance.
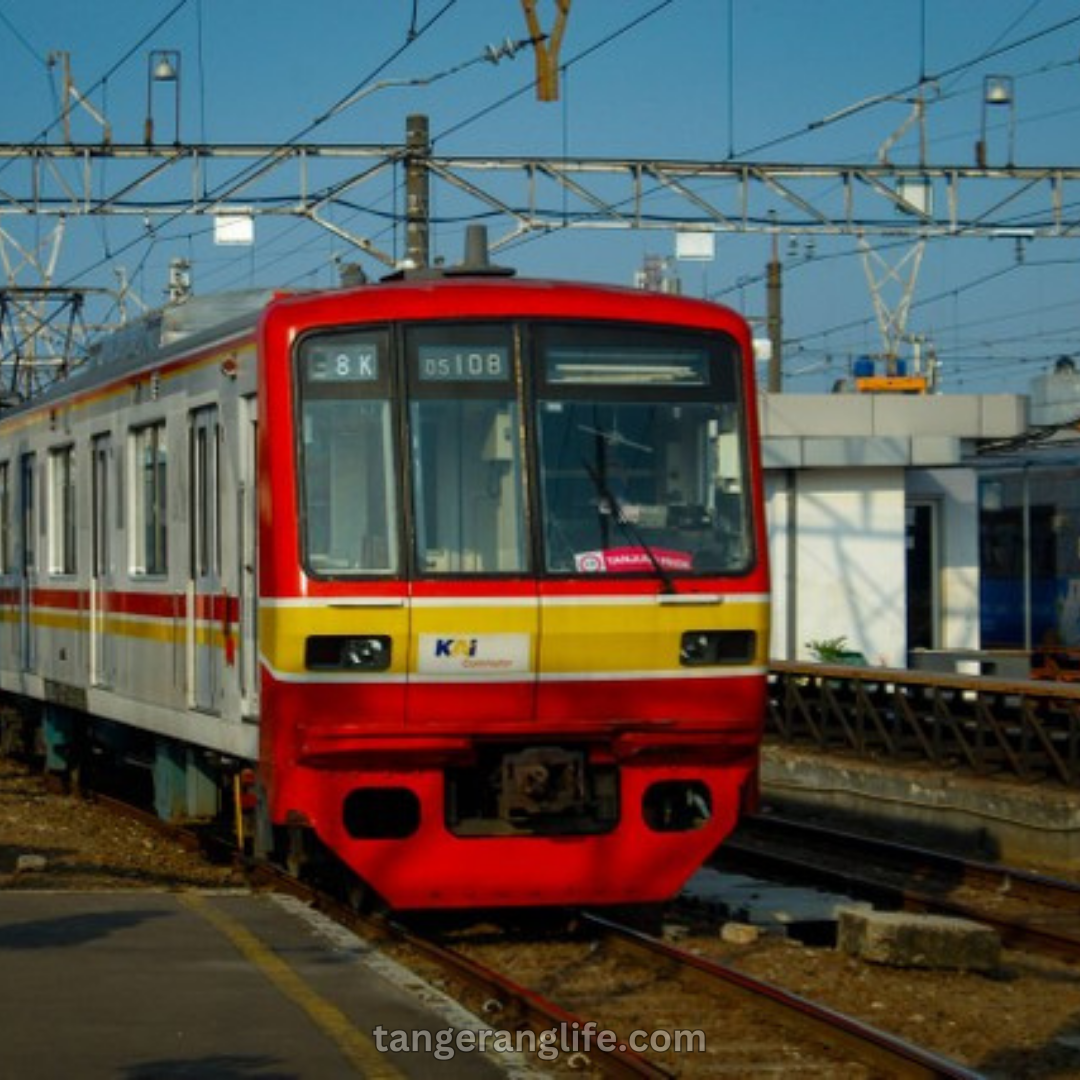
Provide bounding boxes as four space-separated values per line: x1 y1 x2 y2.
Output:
679 630 756 666
305 635 392 671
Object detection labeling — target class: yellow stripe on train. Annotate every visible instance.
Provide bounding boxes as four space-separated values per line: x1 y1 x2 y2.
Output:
258 598 769 676
538 601 769 672
1 609 227 649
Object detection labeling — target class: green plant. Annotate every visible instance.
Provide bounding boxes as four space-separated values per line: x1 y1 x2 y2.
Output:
805 635 852 662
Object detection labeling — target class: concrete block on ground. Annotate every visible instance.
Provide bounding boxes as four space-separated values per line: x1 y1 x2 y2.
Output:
721 922 761 945
837 907 1001 972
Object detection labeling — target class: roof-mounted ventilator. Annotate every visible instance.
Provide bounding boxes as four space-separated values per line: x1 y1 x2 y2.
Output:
382 225 515 282
444 224 515 278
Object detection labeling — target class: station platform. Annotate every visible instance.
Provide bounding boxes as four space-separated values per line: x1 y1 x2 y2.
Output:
761 744 1080 870
0 889 530 1079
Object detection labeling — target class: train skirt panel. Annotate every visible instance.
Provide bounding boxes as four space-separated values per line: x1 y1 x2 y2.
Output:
287 756 760 909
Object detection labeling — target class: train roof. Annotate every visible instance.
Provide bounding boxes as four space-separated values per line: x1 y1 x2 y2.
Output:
2 270 748 419
0 289 279 417
263 273 746 334
87 288 279 368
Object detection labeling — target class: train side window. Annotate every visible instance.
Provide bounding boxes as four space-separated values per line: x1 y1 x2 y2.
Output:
190 408 221 580
91 434 112 578
0 462 9 574
130 422 168 576
47 446 77 575
19 453 36 574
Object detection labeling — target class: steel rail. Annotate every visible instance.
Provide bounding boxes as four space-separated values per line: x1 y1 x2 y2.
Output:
726 815 1080 962
63 784 665 1076
585 913 983 1080
745 814 1080 906
242 862 669 1079
69 791 666 1075
57 777 982 1076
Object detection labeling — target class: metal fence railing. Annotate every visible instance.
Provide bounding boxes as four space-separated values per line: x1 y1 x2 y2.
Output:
767 661 1080 788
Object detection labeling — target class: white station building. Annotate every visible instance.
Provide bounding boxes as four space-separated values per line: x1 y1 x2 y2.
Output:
759 389 1029 668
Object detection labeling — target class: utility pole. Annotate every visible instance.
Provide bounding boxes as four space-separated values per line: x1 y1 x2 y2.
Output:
767 232 783 393
404 114 430 271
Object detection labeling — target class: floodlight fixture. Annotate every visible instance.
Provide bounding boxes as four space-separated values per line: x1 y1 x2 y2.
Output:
145 50 181 145
977 75 1015 167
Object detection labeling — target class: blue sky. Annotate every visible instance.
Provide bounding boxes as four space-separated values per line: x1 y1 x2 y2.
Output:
2 1 1080 394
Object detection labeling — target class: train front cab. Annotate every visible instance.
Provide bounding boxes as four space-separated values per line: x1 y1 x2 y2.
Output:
258 285 769 909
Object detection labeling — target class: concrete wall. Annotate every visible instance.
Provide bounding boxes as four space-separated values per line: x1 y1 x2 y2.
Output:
766 465 981 667
1030 362 1080 426
765 473 794 661
767 468 907 666
760 392 1028 445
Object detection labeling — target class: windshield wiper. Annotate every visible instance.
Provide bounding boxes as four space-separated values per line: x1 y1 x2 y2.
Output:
577 424 654 455
581 459 677 594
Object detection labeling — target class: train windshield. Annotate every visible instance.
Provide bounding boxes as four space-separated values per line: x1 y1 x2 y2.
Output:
296 319 751 580
297 330 399 574
536 324 752 576
406 324 528 574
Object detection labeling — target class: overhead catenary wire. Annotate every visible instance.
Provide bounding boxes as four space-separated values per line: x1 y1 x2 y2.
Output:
0 0 192 173
434 0 677 144
733 9 1080 160
766 231 1080 390
4 0 1080 398
194 0 681 292
0 7 52 69
55 0 464 289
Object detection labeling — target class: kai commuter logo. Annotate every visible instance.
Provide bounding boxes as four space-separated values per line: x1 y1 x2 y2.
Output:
433 637 478 659
419 633 531 675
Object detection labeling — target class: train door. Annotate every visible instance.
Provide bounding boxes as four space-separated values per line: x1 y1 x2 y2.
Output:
18 452 36 672
90 434 116 687
404 325 538 727
237 396 258 717
189 407 222 713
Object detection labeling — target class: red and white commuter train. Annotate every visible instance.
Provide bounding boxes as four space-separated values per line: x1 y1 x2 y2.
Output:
0 243 769 908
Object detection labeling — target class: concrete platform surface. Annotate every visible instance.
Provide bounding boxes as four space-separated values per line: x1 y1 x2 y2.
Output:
0 889 535 1079
762 744 1080 869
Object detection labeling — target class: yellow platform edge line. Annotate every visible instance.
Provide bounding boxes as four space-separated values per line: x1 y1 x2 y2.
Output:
180 893 404 1079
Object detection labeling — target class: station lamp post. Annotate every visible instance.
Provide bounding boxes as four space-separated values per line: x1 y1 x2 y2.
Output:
977 75 1015 168
145 50 181 146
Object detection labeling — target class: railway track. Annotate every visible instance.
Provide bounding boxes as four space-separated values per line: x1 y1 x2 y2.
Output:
723 813 1080 963
579 913 980 1079
242 858 981 1077
387 905 983 1078
71 782 983 1077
